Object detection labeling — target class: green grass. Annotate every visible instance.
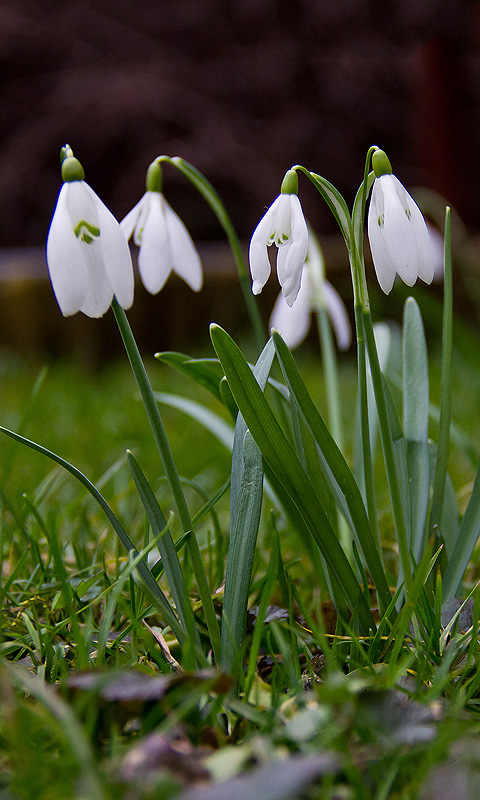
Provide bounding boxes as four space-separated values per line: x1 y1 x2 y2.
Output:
1 340 480 799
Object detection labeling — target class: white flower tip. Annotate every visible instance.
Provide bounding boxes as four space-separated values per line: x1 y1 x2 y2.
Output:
252 280 264 295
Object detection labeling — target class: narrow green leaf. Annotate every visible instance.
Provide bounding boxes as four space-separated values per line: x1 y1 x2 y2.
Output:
221 431 264 672
272 330 391 616
155 352 225 402
231 337 276 520
403 297 429 442
402 296 430 561
210 324 375 633
442 459 480 601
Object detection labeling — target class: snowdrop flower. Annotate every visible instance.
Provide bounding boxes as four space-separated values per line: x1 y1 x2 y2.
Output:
121 160 202 294
367 149 434 294
270 231 351 351
249 169 308 306
46 146 134 317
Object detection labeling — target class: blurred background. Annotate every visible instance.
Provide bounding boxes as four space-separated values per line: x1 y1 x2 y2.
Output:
0 0 478 359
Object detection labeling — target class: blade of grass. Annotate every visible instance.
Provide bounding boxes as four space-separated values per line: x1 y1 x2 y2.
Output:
0 425 185 644
126 450 198 651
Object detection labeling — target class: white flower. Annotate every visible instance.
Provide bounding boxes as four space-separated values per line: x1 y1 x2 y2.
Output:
46 156 134 318
249 171 308 306
121 191 202 294
367 170 435 295
270 233 351 351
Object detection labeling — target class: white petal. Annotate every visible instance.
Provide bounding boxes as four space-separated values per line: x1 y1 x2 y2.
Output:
46 185 88 316
379 176 419 286
65 181 99 234
278 195 308 305
163 198 203 291
249 202 279 294
95 202 134 310
138 193 173 294
407 197 435 285
323 281 352 351
77 241 114 318
120 193 149 242
368 183 398 294
269 272 311 349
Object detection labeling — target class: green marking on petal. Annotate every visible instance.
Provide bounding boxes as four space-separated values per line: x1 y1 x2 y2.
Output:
405 207 412 221
74 220 100 243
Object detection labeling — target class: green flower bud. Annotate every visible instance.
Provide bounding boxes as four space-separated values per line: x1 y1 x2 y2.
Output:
61 156 85 183
280 168 299 195
146 160 163 193
372 149 393 178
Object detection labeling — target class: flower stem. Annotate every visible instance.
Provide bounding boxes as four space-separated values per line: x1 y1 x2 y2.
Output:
354 304 381 555
429 207 453 545
164 156 266 353
111 299 221 662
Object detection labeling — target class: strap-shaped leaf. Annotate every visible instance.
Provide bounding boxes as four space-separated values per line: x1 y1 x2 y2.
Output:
442 459 480 601
272 330 391 616
210 324 375 633
155 352 225 402
403 295 430 564
221 431 264 671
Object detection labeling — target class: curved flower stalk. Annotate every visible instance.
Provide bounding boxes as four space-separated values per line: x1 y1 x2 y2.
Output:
270 233 351 351
367 149 435 294
46 146 134 318
121 160 202 295
249 169 308 306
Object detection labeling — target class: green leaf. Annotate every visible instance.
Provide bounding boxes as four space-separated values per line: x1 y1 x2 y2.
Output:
272 330 392 617
403 297 429 442
402 293 430 565
230 337 276 519
442 459 480 601
210 324 375 633
155 352 225 402
221 431 264 672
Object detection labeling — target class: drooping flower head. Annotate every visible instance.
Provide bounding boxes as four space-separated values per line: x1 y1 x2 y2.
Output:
367 149 435 294
46 145 134 317
121 159 202 295
270 229 351 350
249 169 309 306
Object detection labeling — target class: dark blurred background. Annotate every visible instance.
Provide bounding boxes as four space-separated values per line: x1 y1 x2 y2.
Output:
0 0 478 358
